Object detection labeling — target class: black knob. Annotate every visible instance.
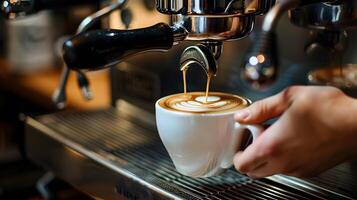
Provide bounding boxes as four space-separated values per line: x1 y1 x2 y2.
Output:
63 23 174 70
241 31 278 89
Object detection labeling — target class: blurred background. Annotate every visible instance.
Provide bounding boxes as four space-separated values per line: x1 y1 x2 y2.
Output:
0 2 109 199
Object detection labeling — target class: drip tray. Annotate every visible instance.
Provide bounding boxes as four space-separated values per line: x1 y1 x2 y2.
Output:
25 108 355 200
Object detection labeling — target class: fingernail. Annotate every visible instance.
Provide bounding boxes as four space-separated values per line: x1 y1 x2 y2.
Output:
235 110 249 120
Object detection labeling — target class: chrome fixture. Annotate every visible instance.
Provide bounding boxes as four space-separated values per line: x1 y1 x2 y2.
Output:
241 0 357 89
290 0 357 88
58 0 277 107
62 0 276 71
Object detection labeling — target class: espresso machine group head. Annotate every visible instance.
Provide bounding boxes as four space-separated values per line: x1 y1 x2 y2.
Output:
62 0 276 74
62 0 357 90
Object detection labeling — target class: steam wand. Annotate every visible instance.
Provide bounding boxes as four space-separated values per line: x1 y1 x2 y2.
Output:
52 0 128 109
241 0 335 89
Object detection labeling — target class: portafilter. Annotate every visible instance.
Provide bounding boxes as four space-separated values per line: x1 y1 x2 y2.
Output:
61 0 276 71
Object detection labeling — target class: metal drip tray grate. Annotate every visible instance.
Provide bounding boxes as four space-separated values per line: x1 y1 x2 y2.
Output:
26 109 353 200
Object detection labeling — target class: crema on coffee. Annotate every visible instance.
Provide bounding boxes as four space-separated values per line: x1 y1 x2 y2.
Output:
159 92 249 114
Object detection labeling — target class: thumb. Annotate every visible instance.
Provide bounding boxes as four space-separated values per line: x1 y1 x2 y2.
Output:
235 86 299 123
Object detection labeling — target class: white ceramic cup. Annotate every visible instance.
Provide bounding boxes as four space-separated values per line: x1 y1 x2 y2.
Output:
155 94 264 177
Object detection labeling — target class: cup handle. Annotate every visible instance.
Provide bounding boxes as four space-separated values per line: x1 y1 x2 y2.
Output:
221 122 264 169
238 123 264 141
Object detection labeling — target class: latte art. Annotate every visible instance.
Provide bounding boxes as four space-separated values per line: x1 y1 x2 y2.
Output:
159 92 249 114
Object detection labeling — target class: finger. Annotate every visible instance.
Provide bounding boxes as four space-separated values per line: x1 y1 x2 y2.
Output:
246 162 276 179
233 140 267 174
244 115 297 178
234 116 287 175
235 86 300 124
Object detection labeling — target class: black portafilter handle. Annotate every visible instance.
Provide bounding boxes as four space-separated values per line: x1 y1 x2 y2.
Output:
1 0 99 18
63 23 174 70
241 30 278 89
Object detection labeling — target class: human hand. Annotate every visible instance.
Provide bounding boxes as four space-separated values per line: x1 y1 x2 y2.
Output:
234 86 357 178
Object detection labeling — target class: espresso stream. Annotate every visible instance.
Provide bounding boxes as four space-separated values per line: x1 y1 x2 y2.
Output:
182 68 212 102
159 66 249 113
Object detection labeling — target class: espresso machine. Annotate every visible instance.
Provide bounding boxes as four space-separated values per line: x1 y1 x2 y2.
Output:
3 0 357 199
290 1 357 89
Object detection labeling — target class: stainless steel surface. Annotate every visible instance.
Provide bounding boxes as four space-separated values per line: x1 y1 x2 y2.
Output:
156 0 274 16
180 44 218 76
240 0 302 89
52 67 69 109
288 0 357 89
289 0 357 30
25 105 356 199
242 0 357 89
172 15 255 41
203 41 223 60
262 0 300 32
303 30 348 55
